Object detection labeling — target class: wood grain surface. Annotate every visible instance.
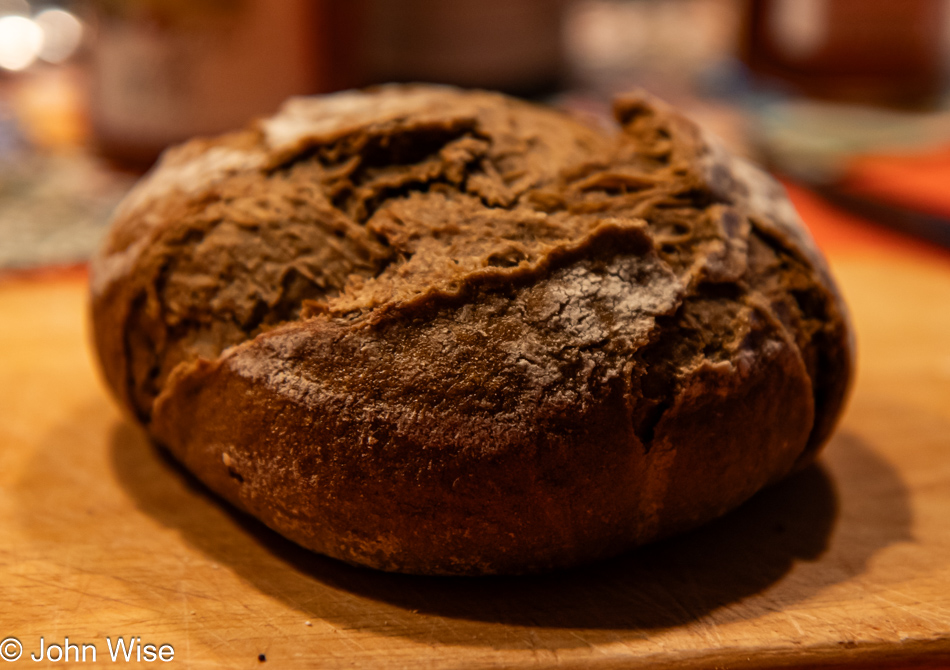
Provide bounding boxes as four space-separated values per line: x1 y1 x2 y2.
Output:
1 245 950 669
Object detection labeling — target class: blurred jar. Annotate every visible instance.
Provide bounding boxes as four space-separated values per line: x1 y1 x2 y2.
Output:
87 0 567 167
742 0 947 108
87 0 321 167
326 0 566 96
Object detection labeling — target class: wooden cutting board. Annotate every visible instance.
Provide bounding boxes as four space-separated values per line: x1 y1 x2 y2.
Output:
2 245 950 669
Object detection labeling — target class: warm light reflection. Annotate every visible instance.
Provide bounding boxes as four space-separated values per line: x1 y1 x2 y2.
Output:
35 9 82 64
0 15 43 71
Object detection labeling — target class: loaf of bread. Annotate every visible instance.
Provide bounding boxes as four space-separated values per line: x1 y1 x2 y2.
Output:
90 85 853 575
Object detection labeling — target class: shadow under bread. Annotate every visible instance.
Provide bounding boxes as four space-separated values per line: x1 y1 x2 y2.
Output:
108 422 909 648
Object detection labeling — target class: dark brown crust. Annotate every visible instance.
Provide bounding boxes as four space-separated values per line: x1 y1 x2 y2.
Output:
90 85 854 575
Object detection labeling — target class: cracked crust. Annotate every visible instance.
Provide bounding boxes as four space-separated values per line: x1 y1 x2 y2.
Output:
90 85 853 575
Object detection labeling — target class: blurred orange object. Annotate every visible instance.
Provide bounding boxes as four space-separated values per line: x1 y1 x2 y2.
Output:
9 65 88 150
784 180 950 263
839 147 950 220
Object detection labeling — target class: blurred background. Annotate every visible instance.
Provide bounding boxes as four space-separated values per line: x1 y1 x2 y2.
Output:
3 0 950 273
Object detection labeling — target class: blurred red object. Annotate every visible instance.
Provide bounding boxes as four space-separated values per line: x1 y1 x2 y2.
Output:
742 0 946 107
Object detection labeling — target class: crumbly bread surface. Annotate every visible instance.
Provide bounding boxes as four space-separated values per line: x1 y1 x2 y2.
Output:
91 85 853 575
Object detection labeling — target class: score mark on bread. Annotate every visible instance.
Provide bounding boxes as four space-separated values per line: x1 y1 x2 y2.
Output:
90 85 853 575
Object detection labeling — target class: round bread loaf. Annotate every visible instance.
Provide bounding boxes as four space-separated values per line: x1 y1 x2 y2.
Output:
90 85 853 575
